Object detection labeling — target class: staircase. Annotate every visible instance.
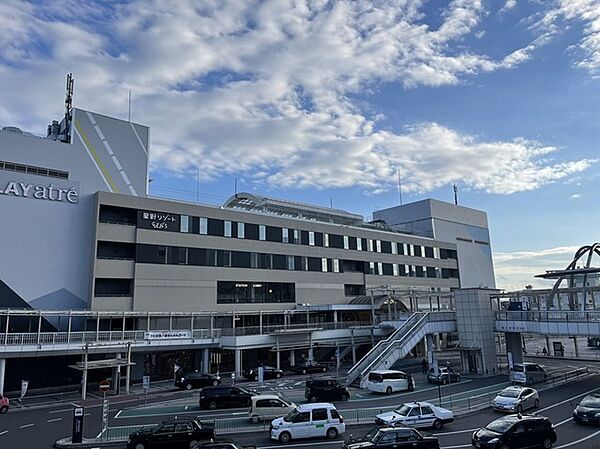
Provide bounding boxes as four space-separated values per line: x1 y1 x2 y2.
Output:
346 311 456 388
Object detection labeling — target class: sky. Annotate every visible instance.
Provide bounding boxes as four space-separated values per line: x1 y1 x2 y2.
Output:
0 0 599 290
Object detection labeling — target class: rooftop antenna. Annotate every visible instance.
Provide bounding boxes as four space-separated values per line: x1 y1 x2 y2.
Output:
128 90 132 122
234 178 238 198
453 183 458 205
63 73 74 142
330 197 333 209
396 166 403 205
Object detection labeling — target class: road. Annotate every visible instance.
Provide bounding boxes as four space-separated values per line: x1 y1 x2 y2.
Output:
0 360 598 448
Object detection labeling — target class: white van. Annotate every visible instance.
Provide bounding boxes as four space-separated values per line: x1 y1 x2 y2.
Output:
269 403 345 443
249 394 296 423
366 370 415 394
510 363 548 385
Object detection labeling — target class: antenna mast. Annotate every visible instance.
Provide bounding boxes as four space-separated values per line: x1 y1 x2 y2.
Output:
396 166 403 205
64 73 74 142
453 184 458 205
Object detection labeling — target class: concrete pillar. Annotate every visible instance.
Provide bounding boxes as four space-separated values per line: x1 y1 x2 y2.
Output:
203 348 210 373
545 336 551 356
573 337 579 358
81 351 88 401
234 349 242 378
289 350 295 367
505 332 524 366
125 345 131 395
114 353 122 394
0 359 5 396
259 312 263 334
351 329 356 365
333 310 338 324
276 336 281 370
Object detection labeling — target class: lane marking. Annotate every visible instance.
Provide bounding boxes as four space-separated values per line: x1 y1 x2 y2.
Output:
554 417 573 427
19 423 34 429
538 386 600 413
258 441 337 449
554 428 600 448
442 445 471 449
0 431 7 436
47 418 63 423
49 409 72 414
437 427 478 436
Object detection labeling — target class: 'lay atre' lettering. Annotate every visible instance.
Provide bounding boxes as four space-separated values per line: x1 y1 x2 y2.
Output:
0 181 79 203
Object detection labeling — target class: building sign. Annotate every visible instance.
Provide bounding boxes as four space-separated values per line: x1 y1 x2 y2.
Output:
137 210 180 231
0 172 79 204
144 330 191 340
72 407 84 444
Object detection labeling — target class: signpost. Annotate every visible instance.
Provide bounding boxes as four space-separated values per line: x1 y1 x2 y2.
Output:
72 407 84 444
142 375 150 405
99 381 110 440
258 366 265 386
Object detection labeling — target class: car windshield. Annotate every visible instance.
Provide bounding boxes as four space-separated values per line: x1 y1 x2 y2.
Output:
369 430 386 443
393 404 412 416
499 389 520 398
485 417 518 433
283 410 298 422
581 396 600 408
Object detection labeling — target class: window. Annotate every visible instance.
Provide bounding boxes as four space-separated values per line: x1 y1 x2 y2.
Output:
420 406 433 415
208 218 224 236
329 234 343 249
282 228 289 243
392 241 398 254
348 236 357 250
286 255 295 270
343 235 349 249
224 220 232 237
344 284 366 296
180 215 189 233
321 258 328 272
217 281 295 304
378 262 383 275
309 231 315 246
368 239 374 252
424 246 434 258
231 251 251 268
333 259 340 273
325 233 330 247
314 232 324 247
256 399 270 408
402 243 408 255
245 223 259 240
158 424 175 433
393 264 399 276
376 240 382 252
413 245 423 257
175 423 193 432
293 412 310 423
369 262 375 275
380 432 397 443
237 222 245 239
312 409 328 421
357 238 363 251
330 409 340 420
426 267 437 278
408 408 420 417
293 229 300 244
259 225 266 241
307 257 321 271
199 217 208 235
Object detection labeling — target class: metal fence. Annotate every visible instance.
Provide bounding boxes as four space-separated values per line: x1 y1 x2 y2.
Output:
495 310 600 322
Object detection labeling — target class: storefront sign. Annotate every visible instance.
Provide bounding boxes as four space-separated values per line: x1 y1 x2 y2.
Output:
144 331 191 340
137 210 180 231
0 173 79 204
72 407 84 444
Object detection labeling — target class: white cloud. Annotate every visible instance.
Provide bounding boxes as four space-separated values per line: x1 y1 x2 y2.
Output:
494 245 581 291
0 0 593 195
569 193 582 199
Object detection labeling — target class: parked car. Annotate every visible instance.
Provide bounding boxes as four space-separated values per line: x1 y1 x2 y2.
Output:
249 394 296 423
0 394 9 414
127 417 214 449
305 378 350 402
472 414 556 449
510 363 548 385
573 393 600 425
199 386 256 410
427 367 461 385
245 365 283 381
375 401 454 430
343 427 440 449
492 387 539 413
269 403 345 443
193 440 256 449
366 370 414 395
175 370 221 390
292 360 328 375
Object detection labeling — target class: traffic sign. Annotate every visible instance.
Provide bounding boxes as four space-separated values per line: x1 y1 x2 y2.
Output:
72 407 84 444
99 380 110 393
142 375 150 391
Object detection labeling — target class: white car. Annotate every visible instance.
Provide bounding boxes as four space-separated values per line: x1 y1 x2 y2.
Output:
374 401 454 430
492 386 539 413
270 403 345 443
249 394 296 423
366 370 415 395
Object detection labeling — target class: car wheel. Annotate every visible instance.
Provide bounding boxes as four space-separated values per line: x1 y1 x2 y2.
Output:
542 438 553 448
441 377 448 385
342 393 349 401
189 440 198 449
302 369 307 375
208 401 217 410
279 431 291 443
322 367 327 372
186 383 193 390
386 386 393 395
433 419 443 430
0 406 7 414
516 404 523 414
534 399 540 408
276 373 282 379
251 415 259 424
326 428 338 439
135 444 145 449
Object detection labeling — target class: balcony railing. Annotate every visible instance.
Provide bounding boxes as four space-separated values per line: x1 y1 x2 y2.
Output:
495 310 600 322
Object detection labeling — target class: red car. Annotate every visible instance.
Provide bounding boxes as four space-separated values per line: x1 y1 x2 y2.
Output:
0 394 9 414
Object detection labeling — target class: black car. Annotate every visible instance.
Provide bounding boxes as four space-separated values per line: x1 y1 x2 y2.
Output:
292 360 328 375
472 415 556 449
199 386 256 410
175 370 221 390
427 367 461 385
193 439 256 449
305 378 349 402
343 427 440 449
244 365 283 381
573 393 600 425
127 418 214 449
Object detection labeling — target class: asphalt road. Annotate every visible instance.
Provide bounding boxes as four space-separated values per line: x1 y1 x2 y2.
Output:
0 360 598 449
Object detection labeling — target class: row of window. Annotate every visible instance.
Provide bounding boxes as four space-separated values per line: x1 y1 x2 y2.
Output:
0 159 69 179
217 281 295 304
134 244 459 279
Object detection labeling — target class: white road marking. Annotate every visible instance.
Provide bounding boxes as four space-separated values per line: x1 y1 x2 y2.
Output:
0 431 7 436
19 423 34 429
442 445 471 449
49 409 72 414
554 417 573 427
47 418 63 423
69 402 80 408
538 386 600 412
437 427 478 436
554 428 600 448
258 441 337 449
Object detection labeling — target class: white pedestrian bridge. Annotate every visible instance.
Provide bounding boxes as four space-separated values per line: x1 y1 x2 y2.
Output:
494 310 600 336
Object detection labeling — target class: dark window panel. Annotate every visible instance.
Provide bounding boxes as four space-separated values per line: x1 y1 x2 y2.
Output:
300 230 309 245
217 281 295 304
307 257 321 272
399 264 407 276
272 254 286 270
231 222 238 238
361 238 367 251
245 223 259 240
416 266 425 277
94 279 132 296
99 205 137 225
398 243 405 255
329 234 343 249
381 241 392 254
382 263 393 276
424 246 434 258
426 266 437 278
217 250 231 267
413 245 423 257
314 232 324 247
207 218 224 236
266 226 282 242
348 236 357 250
188 248 207 266
231 251 251 268
344 284 366 296
97 241 135 259
191 217 200 234
294 256 303 271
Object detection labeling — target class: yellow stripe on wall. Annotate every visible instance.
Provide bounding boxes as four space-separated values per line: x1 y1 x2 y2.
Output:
75 120 120 193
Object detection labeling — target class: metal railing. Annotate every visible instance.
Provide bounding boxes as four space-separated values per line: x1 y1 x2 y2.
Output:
495 310 600 322
220 321 373 337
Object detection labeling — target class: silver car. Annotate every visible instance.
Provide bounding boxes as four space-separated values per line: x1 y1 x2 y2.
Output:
492 386 539 413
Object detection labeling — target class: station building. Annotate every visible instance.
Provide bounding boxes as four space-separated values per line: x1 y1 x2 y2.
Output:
0 105 496 392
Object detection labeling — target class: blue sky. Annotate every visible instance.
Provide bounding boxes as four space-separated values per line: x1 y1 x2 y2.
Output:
1 0 599 289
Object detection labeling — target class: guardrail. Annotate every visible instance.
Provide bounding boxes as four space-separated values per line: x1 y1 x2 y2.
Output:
495 310 600 322
220 321 374 337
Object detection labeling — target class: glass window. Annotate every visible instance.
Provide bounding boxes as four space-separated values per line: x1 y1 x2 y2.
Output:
286 255 295 270
391 242 397 254
293 229 300 244
199 217 208 235
224 220 232 237
158 423 175 433
282 228 289 243
325 233 330 247
368 239 374 252
377 262 383 275
403 243 408 255
333 259 340 273
175 423 193 432
180 215 189 233
408 408 421 417
369 262 375 275
421 406 433 415
357 238 363 251
259 225 266 241
309 231 315 246
217 281 295 304
393 264 399 276
237 222 245 239
380 432 397 443
321 258 328 272
376 240 381 252
312 409 328 421
293 412 310 423
343 235 349 249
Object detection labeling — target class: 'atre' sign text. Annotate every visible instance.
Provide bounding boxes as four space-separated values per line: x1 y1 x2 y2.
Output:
0 180 79 203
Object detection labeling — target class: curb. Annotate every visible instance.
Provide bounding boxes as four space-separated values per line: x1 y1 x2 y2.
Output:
54 438 125 449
